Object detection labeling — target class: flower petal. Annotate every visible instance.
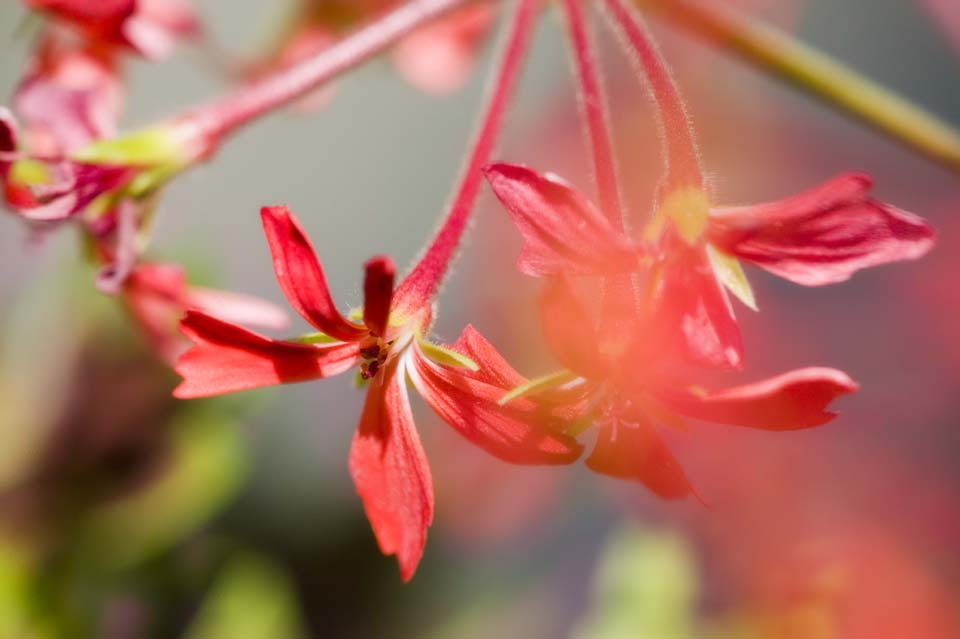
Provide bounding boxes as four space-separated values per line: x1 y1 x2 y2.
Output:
408 334 584 465
349 358 433 582
708 173 936 286
447 324 528 390
363 255 395 338
652 247 743 370
260 205 367 342
585 422 694 499
660 367 859 430
539 276 611 378
483 162 641 277
173 310 359 398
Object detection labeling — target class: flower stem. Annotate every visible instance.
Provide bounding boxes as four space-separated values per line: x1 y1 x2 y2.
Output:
636 0 960 174
181 0 471 151
393 0 539 313
560 0 625 228
603 0 705 194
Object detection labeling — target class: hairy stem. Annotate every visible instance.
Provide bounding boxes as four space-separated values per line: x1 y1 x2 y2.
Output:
561 0 625 228
637 0 960 174
393 0 539 313
604 0 705 193
182 0 471 150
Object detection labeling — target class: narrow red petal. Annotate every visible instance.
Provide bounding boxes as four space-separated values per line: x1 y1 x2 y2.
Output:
448 324 527 390
539 276 608 378
260 205 367 342
349 360 434 582
660 367 859 430
173 310 359 398
708 173 936 286
363 255 395 338
483 163 640 277
585 422 694 499
408 338 584 465
652 247 743 370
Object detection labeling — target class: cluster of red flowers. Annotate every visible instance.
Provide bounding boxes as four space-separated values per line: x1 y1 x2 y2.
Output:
0 0 936 581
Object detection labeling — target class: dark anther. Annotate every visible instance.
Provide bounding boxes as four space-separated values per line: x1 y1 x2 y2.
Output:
359 345 381 360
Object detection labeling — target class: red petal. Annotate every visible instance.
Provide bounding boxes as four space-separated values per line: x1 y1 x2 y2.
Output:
585 422 694 499
483 162 640 277
539 276 608 378
27 0 135 31
349 360 433 582
660 367 859 430
708 173 936 286
363 256 395 338
652 247 743 369
260 206 367 342
448 324 527 390
408 343 583 465
173 310 359 398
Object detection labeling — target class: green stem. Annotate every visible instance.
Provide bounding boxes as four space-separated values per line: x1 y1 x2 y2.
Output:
637 0 960 174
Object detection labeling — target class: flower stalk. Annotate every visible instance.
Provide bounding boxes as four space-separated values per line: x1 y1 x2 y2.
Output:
393 0 540 312
635 0 960 174
180 0 472 152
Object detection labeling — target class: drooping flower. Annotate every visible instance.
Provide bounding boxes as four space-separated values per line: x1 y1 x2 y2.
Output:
500 266 857 497
579 0 935 369
474 0 861 498
174 0 579 580
174 206 582 580
24 0 201 60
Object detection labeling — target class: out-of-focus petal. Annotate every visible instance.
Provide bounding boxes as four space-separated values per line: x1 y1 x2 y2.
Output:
173 310 359 398
585 421 694 499
125 263 288 363
260 205 367 342
483 162 641 277
708 173 936 286
539 276 609 378
652 246 743 369
363 255 395 338
392 2 496 94
349 359 434 582
408 337 584 465
15 34 123 153
659 367 859 430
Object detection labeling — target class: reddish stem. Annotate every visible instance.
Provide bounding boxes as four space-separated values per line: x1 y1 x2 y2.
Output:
603 0 704 193
560 0 625 230
180 0 471 150
393 0 539 314
561 1 639 336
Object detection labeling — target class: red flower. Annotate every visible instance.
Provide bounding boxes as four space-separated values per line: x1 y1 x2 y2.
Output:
0 107 136 221
25 0 201 60
497 274 857 499
594 0 935 369
174 206 582 580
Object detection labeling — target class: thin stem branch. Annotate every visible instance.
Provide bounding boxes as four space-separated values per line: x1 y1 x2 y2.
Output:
393 0 539 313
560 0 625 229
604 0 705 193
637 0 960 175
181 0 471 150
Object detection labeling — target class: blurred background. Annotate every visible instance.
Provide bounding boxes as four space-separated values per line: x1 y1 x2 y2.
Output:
0 0 958 636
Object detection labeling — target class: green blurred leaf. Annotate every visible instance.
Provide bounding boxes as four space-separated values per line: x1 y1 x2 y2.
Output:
73 409 249 571
573 525 699 638
184 551 306 639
